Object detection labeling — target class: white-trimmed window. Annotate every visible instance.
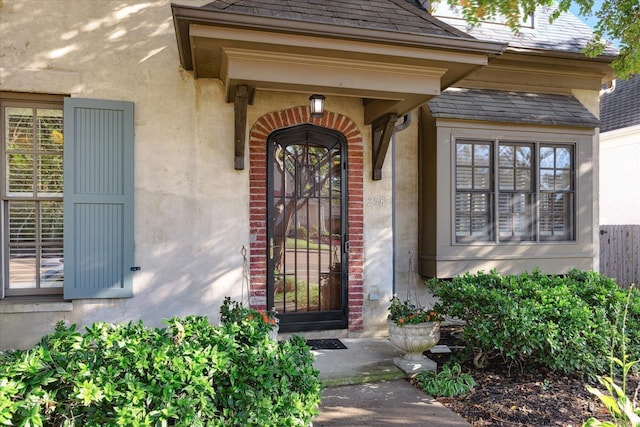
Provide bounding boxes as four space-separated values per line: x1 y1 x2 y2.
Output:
2 98 64 296
455 139 575 243
1 94 135 300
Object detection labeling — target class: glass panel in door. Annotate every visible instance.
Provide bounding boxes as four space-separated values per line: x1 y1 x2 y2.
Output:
267 125 347 331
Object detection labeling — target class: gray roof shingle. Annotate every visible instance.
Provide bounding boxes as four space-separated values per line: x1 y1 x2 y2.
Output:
432 2 618 56
200 0 617 57
429 88 600 127
600 75 640 132
201 0 472 39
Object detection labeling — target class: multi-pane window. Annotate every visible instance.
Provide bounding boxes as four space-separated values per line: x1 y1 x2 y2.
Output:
539 145 574 241
455 141 493 242
2 101 64 296
498 143 534 241
455 139 574 243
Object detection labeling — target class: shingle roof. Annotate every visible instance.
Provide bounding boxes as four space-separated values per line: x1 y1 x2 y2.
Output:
201 0 473 40
201 1 616 57
600 75 640 132
432 2 618 56
428 88 600 127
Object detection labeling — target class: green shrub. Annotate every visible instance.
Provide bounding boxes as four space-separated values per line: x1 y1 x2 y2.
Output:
295 226 307 240
427 269 640 378
0 314 321 426
414 363 476 397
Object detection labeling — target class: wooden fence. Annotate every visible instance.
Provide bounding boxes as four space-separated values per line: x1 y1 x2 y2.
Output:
599 225 640 289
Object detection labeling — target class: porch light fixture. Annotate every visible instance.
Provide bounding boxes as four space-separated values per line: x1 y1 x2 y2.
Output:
309 94 326 118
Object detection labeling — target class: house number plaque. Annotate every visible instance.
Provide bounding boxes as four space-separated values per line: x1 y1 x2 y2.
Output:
366 196 385 207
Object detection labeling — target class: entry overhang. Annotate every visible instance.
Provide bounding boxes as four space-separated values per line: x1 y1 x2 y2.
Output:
172 4 506 124
171 3 507 173
220 47 446 122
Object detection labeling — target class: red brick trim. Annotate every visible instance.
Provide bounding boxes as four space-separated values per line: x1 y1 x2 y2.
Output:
249 106 364 332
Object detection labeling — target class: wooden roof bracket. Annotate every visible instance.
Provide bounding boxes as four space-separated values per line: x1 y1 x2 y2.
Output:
234 85 250 170
371 112 398 180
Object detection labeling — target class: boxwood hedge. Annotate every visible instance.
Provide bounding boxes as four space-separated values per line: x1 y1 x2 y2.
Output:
0 311 321 426
428 269 640 378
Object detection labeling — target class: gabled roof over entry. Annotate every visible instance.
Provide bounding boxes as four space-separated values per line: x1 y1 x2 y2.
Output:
428 88 600 127
198 0 471 39
171 0 507 125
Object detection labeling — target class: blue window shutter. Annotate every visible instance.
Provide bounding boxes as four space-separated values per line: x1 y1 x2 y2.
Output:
63 98 134 299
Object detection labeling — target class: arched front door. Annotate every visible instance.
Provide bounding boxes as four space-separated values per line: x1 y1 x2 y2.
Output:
267 124 348 332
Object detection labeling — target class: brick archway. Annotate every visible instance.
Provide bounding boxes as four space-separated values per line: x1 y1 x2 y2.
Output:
249 106 364 332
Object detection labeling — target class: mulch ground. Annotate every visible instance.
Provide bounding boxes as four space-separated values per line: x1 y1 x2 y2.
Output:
419 325 639 426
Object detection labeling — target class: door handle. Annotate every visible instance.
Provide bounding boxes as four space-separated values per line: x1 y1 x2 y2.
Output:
270 238 274 259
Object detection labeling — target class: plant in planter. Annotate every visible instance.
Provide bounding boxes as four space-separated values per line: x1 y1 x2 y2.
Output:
220 296 279 341
388 296 443 325
387 296 444 373
387 251 444 373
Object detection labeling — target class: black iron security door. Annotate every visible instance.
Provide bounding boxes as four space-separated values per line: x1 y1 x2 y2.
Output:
267 124 348 332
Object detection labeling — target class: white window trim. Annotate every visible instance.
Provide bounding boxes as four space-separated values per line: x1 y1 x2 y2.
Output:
1 96 65 298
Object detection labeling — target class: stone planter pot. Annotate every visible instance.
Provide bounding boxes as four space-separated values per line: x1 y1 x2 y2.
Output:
388 320 440 373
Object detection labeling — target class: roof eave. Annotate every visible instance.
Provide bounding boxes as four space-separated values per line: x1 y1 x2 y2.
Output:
505 46 617 64
433 116 599 128
171 3 507 71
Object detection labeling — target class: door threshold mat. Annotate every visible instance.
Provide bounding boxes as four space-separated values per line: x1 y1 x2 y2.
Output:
306 338 348 350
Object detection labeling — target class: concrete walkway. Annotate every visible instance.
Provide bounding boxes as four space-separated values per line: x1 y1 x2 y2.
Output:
311 338 471 426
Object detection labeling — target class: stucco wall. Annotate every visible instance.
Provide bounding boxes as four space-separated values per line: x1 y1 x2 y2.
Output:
388 115 433 311
0 0 399 348
600 125 640 225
